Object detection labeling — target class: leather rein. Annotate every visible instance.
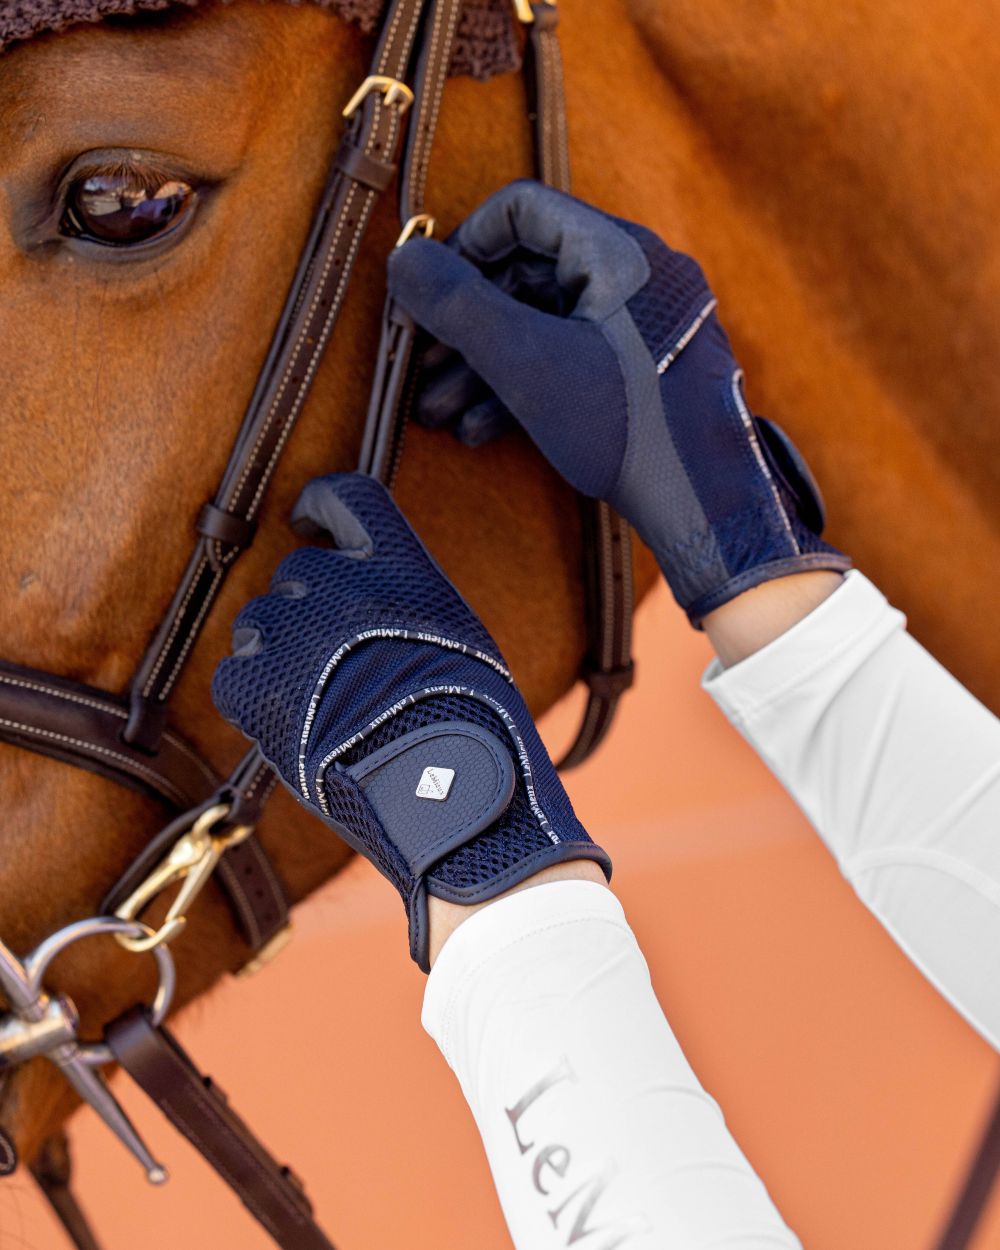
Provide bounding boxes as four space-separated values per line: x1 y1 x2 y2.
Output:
0 3 633 1247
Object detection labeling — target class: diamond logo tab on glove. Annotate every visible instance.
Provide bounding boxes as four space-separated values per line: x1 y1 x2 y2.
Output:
415 766 456 802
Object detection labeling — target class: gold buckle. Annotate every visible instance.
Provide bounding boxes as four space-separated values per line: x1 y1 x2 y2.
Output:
342 75 415 120
113 804 253 953
235 925 293 978
395 214 436 247
512 0 554 23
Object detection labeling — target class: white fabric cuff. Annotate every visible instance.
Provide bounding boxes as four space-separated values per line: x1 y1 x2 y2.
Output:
423 880 628 1059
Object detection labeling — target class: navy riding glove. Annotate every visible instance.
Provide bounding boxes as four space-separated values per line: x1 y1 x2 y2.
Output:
212 473 610 969
387 179 851 624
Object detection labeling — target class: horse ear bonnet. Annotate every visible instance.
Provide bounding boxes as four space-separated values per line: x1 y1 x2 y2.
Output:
0 0 518 79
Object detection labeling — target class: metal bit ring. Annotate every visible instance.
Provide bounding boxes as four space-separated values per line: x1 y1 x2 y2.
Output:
22 916 176 1066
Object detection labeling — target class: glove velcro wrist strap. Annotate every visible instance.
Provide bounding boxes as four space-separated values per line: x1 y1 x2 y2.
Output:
336 720 518 969
342 720 517 875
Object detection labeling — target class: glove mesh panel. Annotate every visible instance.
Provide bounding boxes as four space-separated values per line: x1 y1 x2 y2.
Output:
619 221 715 363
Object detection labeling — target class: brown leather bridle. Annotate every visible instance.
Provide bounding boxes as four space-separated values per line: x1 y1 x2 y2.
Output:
0 2 634 1246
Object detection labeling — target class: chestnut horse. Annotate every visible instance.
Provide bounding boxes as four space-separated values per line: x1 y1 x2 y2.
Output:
1 0 998 1186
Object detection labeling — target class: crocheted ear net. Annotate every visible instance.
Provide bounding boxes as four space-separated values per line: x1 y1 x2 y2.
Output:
0 0 518 79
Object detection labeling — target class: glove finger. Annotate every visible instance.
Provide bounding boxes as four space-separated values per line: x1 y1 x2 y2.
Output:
388 238 566 382
291 472 453 575
230 625 263 658
290 472 422 560
419 338 456 372
453 179 651 319
414 353 491 430
212 610 267 727
291 477 374 554
455 396 514 447
391 240 625 497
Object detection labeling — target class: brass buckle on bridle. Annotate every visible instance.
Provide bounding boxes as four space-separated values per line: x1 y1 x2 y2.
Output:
512 0 558 24
341 74 415 120
113 804 253 953
395 213 436 247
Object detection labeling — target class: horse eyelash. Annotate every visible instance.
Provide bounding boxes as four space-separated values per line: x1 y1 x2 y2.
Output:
55 155 201 212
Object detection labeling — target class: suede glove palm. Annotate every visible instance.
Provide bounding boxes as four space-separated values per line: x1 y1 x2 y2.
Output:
387 179 851 623
212 473 610 969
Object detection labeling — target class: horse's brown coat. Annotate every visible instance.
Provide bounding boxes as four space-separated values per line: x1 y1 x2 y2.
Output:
1 0 997 1159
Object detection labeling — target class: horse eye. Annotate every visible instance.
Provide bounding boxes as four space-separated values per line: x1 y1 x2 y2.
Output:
60 172 195 247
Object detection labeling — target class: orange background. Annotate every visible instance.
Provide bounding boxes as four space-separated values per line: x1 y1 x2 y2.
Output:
8 583 1000 1249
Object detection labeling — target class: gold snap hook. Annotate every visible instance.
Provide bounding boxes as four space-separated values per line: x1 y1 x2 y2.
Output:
113 804 253 953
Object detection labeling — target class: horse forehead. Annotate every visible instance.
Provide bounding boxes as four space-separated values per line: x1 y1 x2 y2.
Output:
0 2 336 104
0 3 342 169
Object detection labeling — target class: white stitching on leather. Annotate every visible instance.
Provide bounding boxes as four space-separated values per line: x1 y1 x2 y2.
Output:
140 6 425 701
411 0 462 209
158 567 223 698
0 717 186 804
232 181 364 511
541 27 570 189
141 552 211 696
232 1 419 522
132 2 429 709
0 671 126 716
0 668 217 786
161 731 220 786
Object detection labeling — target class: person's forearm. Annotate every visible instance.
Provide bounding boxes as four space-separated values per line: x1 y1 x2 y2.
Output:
424 881 802 1250
427 861 607 965
703 570 1000 1050
702 570 845 668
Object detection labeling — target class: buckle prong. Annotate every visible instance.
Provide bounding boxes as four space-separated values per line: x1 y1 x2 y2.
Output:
342 75 415 120
395 214 436 247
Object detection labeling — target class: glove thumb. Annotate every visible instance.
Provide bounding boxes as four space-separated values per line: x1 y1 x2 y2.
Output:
387 239 624 498
290 473 419 560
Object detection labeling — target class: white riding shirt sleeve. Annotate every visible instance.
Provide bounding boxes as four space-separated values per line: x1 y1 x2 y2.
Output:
702 569 1000 1051
421 568 999 1250
423 880 802 1250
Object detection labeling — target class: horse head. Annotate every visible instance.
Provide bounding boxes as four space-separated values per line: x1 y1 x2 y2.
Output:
0 0 659 1161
